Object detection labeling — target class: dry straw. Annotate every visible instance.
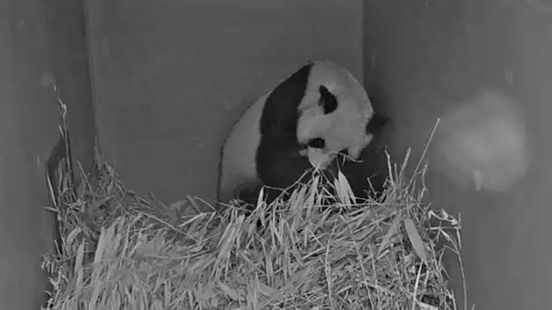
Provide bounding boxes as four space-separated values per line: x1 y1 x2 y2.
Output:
41 145 466 310
41 105 467 310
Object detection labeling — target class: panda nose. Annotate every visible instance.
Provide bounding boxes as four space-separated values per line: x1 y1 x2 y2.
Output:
307 138 325 149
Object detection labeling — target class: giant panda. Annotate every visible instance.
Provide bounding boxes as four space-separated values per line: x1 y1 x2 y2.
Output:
217 59 389 205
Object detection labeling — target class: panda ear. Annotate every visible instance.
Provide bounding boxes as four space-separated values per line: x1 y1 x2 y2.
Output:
366 114 390 134
318 85 338 114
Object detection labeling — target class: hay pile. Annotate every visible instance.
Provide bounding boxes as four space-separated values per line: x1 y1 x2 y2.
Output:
41 145 466 309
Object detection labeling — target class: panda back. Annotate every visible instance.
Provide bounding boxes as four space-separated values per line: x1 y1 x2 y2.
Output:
218 93 269 202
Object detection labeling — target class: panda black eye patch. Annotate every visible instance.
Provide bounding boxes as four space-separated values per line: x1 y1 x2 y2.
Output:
318 85 338 114
307 138 325 149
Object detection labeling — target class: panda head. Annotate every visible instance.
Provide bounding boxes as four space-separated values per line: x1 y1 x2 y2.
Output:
287 60 387 170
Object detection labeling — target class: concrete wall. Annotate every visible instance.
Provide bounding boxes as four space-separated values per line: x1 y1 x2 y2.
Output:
0 0 95 309
363 0 552 309
84 0 364 204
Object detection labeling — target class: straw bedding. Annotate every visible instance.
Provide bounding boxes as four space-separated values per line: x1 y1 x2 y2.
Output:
41 110 466 309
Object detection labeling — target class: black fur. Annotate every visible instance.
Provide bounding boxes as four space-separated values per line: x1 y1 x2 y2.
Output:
253 63 315 202
367 113 389 134
339 114 392 199
319 85 338 114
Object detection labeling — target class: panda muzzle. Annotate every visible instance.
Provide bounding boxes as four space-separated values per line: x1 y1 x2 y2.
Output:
305 148 339 170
